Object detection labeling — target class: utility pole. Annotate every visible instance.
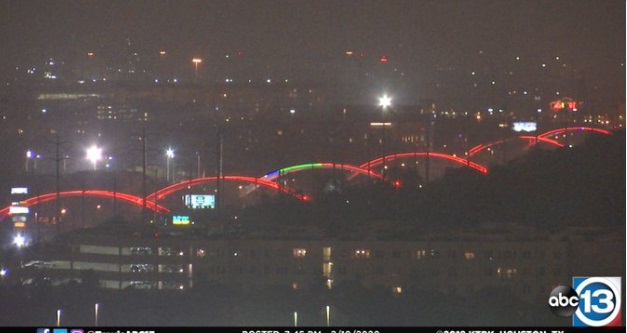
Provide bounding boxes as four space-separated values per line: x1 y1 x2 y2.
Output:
56 134 61 235
49 133 71 236
141 126 148 225
215 126 224 218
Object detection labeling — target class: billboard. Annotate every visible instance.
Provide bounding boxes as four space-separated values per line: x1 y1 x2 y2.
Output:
11 187 28 194
172 215 191 225
512 121 537 132
183 194 215 209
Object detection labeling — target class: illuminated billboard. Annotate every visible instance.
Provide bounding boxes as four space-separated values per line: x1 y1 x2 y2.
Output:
11 187 28 195
9 206 29 215
183 194 215 209
512 122 537 132
172 215 191 225
550 97 580 112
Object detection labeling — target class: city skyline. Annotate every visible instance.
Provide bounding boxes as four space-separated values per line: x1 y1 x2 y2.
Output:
1 1 624 109
0 1 624 328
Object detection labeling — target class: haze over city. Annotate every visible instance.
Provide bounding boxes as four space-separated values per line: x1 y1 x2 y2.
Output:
0 0 624 328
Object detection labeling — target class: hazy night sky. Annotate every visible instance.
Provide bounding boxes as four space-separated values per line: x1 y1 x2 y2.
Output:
0 1 624 105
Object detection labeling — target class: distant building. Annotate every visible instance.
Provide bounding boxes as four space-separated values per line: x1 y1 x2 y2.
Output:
16 224 625 304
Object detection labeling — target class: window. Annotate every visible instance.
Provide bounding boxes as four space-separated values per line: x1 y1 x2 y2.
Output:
323 247 332 261
322 262 333 278
353 249 371 259
497 267 518 279
293 248 307 258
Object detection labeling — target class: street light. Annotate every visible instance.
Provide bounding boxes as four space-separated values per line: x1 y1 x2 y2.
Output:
378 94 392 178
25 150 40 172
192 58 202 82
86 145 103 170
166 148 175 182
326 305 330 326
379 94 392 109
95 303 100 326
13 234 26 248
26 150 32 172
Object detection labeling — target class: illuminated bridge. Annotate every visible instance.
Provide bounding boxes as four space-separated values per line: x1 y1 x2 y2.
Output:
0 126 612 224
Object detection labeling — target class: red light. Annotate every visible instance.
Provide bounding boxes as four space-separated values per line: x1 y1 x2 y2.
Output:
359 152 488 174
392 180 402 188
380 56 388 63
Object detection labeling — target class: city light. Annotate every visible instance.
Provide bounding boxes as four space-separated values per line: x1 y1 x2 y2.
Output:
192 58 202 82
166 147 175 182
86 145 103 170
13 234 26 247
378 94 392 109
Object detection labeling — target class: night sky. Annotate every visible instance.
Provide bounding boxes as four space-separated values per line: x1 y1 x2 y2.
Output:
1 1 622 58
0 1 625 105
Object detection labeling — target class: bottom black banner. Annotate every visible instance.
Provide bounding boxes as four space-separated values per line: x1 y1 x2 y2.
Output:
7 327 626 333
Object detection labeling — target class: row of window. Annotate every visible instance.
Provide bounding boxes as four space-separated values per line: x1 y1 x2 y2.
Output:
196 247 562 261
200 264 561 279
99 246 564 262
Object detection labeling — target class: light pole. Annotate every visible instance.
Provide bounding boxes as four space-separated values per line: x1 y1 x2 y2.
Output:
196 151 201 178
325 305 330 326
378 94 392 179
25 150 41 173
166 148 174 182
13 234 26 248
95 303 99 326
25 150 32 172
192 58 202 83
86 145 103 171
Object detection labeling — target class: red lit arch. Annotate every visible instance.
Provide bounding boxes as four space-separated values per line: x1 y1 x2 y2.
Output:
0 190 170 221
359 152 488 174
147 175 308 202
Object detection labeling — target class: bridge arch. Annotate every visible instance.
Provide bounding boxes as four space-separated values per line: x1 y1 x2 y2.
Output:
468 135 564 157
359 152 488 174
0 190 170 222
147 175 308 202
260 162 384 181
538 126 612 139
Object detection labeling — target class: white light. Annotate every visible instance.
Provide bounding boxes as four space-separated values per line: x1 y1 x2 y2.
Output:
378 94 392 109
86 145 103 170
13 234 26 247
166 148 175 158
